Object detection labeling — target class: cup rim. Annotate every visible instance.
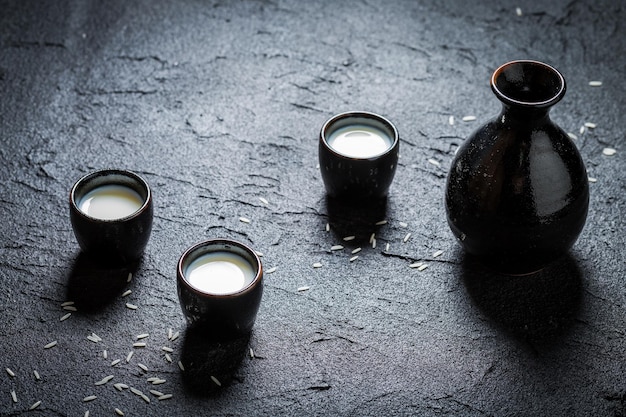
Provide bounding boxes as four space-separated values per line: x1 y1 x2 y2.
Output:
320 111 399 160
177 239 263 299
490 60 566 108
70 169 152 223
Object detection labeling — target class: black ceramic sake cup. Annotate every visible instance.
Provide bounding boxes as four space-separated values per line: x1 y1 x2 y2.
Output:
70 169 153 265
177 239 263 337
319 111 399 201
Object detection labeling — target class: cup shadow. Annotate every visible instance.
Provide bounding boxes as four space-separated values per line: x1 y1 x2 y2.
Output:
325 195 388 243
179 327 251 397
66 252 140 313
460 252 583 346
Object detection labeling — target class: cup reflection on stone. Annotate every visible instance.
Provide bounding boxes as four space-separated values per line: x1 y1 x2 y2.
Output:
319 111 399 201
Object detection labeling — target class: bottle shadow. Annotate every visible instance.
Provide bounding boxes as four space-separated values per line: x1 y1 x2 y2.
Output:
324 195 388 244
65 252 140 313
179 327 251 397
460 252 583 347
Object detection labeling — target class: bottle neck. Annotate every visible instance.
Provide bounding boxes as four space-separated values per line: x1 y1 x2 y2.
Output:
499 104 552 127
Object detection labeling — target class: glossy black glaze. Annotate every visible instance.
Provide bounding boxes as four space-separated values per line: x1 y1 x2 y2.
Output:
70 169 153 265
177 239 263 338
445 60 589 274
319 111 399 201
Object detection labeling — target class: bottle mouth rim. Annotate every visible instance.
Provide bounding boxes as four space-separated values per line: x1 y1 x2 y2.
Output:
491 60 566 108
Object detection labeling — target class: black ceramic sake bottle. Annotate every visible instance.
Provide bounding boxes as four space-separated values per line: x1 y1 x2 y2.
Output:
445 60 589 274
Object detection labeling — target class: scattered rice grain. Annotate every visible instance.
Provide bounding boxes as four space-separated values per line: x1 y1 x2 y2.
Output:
136 333 149 340
158 394 173 401
61 301 75 307
113 383 128 391
63 305 78 312
239 217 251 223
85 411 89 417
462 115 476 122
427 158 440 167
115 408 124 416
349 255 359 262
330 245 344 251
126 303 138 310
259 197 269 205
111 359 121 366
162 346 174 353
372 238 377 249
138 363 149 372
432 250 444 258
266 266 277 274
417 264 429 271
409 262 423 268
325 223 330 232
584 122 597 128
121 290 132 297
165 354 172 363
103 350 108 359
126 351 134 363
10 390 17 403
567 132 577 140
343 235 355 241
403 233 411 243
211 375 222 387
29 400 41 410
94 375 114 386
171 331 180 341
297 286 310 292
515 7 522 16
60 313 72 322
178 361 185 372
168 328 173 340
579 126 586 135
150 390 165 397
375 219 388 226
34 370 40 380
351 247 362 254
133 342 146 348
398 222 408 228
44 340 58 349
588 177 597 183
127 272 133 283
385 243 390 252
87 335 99 343
255 251 264 257
589 81 603 87
83 395 97 402
151 379 167 385
369 233 376 243
6 368 15 377
312 262 322 268
448 115 455 125
249 347 255 359
603 147 617 156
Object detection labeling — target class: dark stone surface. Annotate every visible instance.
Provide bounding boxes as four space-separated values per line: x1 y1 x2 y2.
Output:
0 0 624 415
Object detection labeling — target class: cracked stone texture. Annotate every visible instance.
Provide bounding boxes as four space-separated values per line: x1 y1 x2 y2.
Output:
1 0 625 415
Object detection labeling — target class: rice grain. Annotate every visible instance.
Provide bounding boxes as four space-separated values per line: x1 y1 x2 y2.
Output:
158 394 173 400
6 368 15 377
297 286 310 292
589 81 603 87
10 390 16 403
603 147 617 156
239 217 251 223
29 400 41 410
44 340 58 349
60 313 71 322
115 408 124 416
312 262 322 268
330 245 344 251
83 395 97 402
432 250 444 258
125 303 138 310
138 363 148 372
211 375 222 386
462 115 476 122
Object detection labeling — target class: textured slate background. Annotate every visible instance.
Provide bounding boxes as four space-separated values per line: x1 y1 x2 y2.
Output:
1 0 625 415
